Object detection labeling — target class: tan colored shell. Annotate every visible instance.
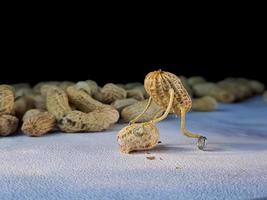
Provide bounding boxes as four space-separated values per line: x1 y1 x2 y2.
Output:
32 95 47 110
117 121 159 153
22 109 44 121
46 86 72 120
13 96 35 119
193 82 235 103
121 99 164 123
22 110 56 137
126 89 145 101
40 84 54 96
111 98 138 112
66 86 107 113
144 70 192 114
86 80 99 95
217 78 264 101
124 82 143 90
58 107 119 132
0 114 19 136
33 81 60 93
217 81 243 101
116 84 126 89
192 96 218 112
248 80 265 94
74 81 92 95
134 85 149 99
263 91 267 103
15 88 34 98
0 85 15 114
58 81 75 91
100 83 127 103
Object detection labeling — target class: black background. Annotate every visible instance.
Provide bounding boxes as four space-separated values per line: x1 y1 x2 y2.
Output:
1 63 266 87
1 5 266 87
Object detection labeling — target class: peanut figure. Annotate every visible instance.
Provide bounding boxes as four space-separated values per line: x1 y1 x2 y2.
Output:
131 70 207 150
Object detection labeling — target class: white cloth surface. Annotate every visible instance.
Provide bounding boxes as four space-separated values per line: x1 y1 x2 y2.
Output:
1 97 267 200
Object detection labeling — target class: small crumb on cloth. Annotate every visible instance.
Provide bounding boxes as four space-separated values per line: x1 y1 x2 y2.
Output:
146 156 155 160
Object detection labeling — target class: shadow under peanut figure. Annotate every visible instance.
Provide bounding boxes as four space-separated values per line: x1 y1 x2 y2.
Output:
131 70 207 150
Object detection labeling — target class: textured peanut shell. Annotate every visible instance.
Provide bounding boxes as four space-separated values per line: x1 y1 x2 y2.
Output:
33 81 60 93
58 107 119 133
22 109 44 122
111 98 138 112
40 85 54 96
134 85 149 99
15 88 33 98
218 79 255 101
234 78 254 97
217 81 243 101
124 82 143 90
121 99 164 123
86 80 99 95
66 86 107 113
100 83 127 103
32 95 47 110
126 89 145 101
192 96 218 112
193 82 235 103
117 122 159 153
0 114 19 136
0 85 15 114
116 84 126 89
248 80 265 94
58 81 75 91
74 81 92 95
13 96 35 119
22 111 56 137
46 86 72 120
144 70 192 114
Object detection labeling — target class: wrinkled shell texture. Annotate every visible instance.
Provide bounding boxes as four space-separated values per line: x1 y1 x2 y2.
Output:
111 98 138 111
46 86 72 120
14 96 35 119
22 111 56 137
0 114 19 136
58 107 119 133
100 83 127 103
0 85 15 114
192 96 218 111
22 109 44 122
32 95 46 110
85 80 99 95
74 81 92 95
126 89 145 101
193 82 235 103
117 122 159 153
144 70 192 114
66 86 106 113
121 99 164 123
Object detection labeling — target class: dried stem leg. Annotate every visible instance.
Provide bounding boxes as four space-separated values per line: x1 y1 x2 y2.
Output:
180 107 207 150
153 89 174 123
129 96 152 124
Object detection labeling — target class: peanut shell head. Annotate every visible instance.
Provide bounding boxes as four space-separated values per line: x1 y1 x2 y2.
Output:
144 70 192 114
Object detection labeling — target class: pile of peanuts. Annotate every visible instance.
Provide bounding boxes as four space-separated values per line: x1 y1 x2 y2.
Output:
0 77 266 137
